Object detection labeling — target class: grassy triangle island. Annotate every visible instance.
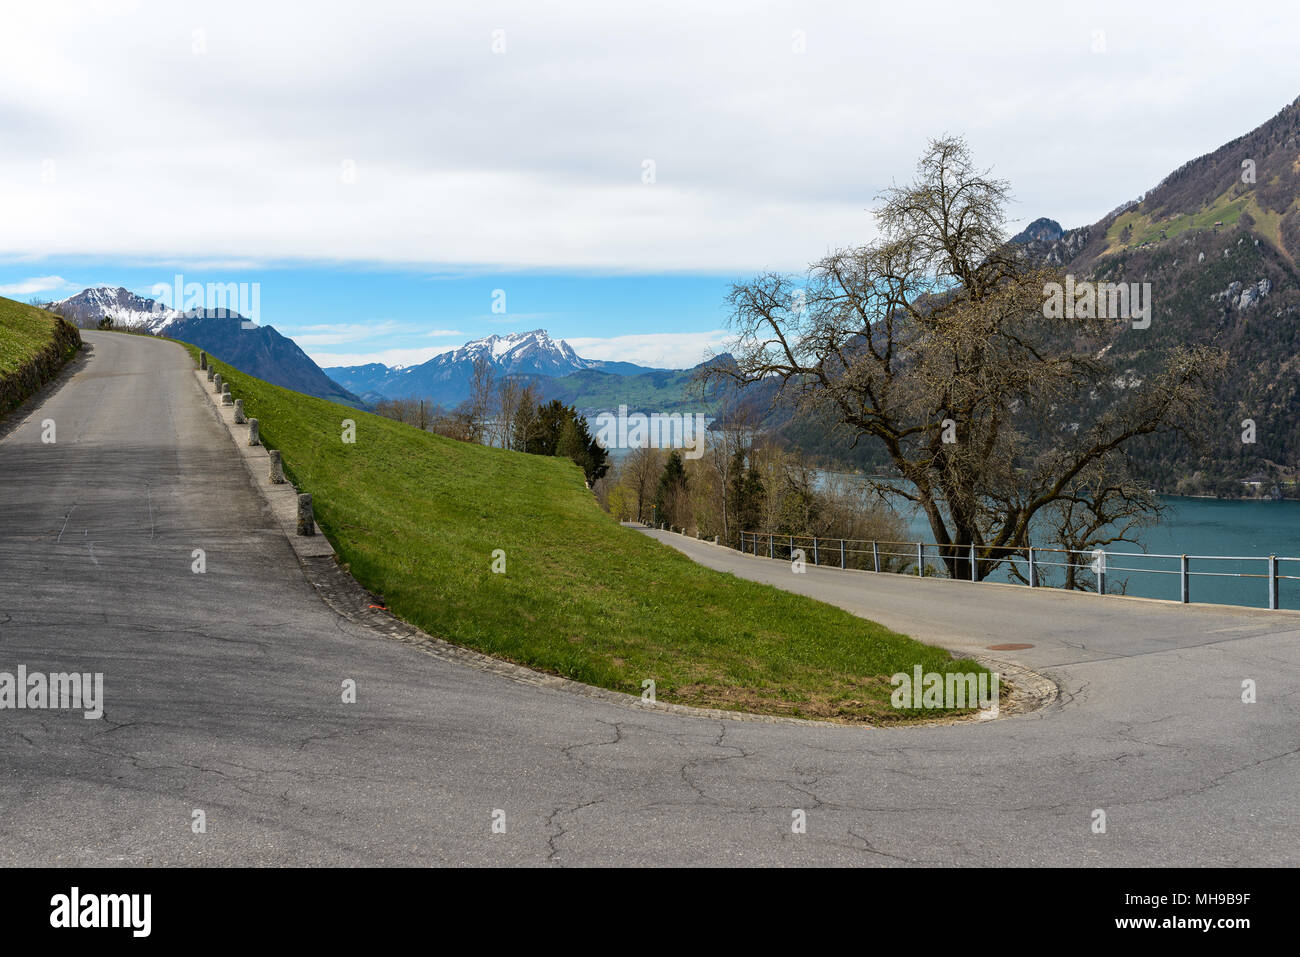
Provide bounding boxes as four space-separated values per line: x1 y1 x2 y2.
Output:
173 339 992 724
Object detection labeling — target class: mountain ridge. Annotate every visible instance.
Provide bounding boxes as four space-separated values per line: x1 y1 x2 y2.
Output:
47 286 364 408
325 329 671 406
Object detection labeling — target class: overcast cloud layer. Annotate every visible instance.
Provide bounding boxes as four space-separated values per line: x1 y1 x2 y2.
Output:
2 0 1297 275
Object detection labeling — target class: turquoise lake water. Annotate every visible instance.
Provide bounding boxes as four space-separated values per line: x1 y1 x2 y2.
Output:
892 495 1300 609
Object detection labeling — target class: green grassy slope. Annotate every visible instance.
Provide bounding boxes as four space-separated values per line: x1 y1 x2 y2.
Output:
1 297 64 377
183 343 989 722
0 296 81 416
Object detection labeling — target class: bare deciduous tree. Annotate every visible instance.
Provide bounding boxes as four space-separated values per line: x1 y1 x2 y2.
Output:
622 445 663 524
467 357 496 444
710 136 1226 582
495 376 522 449
509 383 542 452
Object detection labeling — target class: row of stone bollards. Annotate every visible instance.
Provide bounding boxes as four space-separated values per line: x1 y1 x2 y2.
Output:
654 520 718 545
200 350 314 537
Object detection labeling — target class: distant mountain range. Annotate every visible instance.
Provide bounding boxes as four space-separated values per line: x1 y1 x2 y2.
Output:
325 330 676 408
48 287 363 408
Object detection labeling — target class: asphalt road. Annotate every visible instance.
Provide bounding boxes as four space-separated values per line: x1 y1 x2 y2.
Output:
1 330 1297 866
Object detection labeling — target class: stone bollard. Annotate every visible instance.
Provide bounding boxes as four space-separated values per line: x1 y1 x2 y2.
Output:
268 449 285 483
247 417 260 446
206 366 215 382
713 536 719 545
200 351 207 371
233 399 245 424
297 493 315 536
221 383 233 405
213 373 222 393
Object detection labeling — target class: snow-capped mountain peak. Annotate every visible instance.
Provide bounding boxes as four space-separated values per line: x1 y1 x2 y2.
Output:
323 329 666 405
49 286 182 333
439 329 592 377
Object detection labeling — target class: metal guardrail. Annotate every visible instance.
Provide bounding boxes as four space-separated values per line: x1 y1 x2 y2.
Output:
734 531 1300 610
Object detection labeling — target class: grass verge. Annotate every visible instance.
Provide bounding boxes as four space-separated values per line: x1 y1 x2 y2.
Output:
180 341 991 723
0 296 82 418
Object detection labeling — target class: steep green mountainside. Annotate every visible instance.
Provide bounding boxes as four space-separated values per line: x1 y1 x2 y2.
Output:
1035 97 1300 493
1089 225 1300 492
1104 98 1300 265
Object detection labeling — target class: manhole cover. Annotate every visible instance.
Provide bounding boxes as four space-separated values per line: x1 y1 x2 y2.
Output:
987 643 1034 651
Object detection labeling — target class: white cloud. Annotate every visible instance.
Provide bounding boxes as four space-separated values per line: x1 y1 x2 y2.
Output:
310 345 458 368
296 321 465 350
288 319 414 346
567 330 734 369
0 275 73 296
0 2 1295 270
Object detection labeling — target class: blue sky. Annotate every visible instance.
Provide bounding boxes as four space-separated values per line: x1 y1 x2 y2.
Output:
0 262 742 368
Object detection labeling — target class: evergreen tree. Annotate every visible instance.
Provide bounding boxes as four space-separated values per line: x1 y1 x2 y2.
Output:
727 448 765 536
654 451 688 524
517 399 608 485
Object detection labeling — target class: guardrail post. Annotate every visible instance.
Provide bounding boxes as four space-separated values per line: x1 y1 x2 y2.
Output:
768 534 773 559
917 542 923 577
296 493 315 536
872 541 880 573
1180 554 1190 603
1028 547 1037 588
1269 555 1279 610
813 537 818 566
840 539 845 569
969 544 977 582
789 535 794 560
1097 551 1106 595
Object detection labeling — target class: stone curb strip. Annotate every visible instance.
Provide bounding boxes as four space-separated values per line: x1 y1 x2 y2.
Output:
191 357 332 561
